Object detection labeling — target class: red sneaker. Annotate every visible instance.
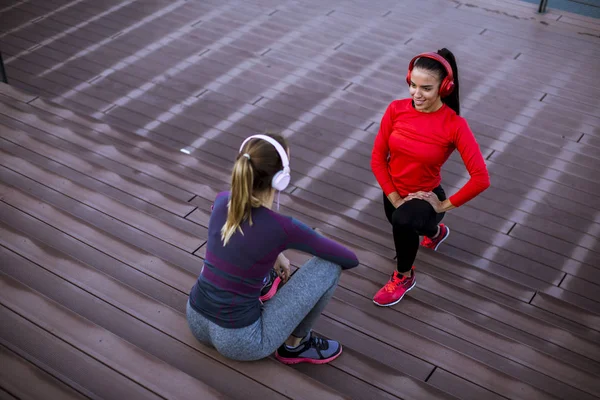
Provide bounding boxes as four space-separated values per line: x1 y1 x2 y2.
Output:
259 269 281 303
373 269 416 307
421 224 450 251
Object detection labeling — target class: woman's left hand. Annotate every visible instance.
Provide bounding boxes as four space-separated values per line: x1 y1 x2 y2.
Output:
405 191 444 213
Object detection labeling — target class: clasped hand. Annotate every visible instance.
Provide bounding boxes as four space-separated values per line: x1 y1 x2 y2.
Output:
397 191 444 213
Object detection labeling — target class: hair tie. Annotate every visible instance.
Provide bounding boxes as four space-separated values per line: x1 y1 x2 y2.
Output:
242 153 251 160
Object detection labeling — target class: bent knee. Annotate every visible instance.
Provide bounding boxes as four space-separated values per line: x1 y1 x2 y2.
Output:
391 209 414 228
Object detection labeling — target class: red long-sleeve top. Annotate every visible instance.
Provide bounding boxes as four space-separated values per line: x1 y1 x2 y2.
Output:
371 99 490 207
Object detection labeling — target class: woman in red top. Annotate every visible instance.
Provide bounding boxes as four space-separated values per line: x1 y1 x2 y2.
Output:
370 48 490 307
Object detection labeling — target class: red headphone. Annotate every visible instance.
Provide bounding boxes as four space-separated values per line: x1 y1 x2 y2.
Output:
406 52 455 98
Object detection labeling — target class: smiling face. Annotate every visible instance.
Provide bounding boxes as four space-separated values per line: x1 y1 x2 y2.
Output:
408 67 444 113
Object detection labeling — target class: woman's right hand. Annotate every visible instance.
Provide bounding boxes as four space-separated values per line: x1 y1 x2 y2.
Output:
274 253 291 283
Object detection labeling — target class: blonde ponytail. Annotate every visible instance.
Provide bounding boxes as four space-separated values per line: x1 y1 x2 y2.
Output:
221 155 261 245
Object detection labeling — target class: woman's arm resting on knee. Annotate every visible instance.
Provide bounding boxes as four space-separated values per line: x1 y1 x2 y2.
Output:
387 191 405 208
284 218 359 269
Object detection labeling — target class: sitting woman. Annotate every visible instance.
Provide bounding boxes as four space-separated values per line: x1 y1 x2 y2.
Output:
186 133 359 365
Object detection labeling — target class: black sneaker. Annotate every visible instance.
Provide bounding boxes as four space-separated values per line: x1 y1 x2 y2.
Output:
259 269 281 302
275 332 342 365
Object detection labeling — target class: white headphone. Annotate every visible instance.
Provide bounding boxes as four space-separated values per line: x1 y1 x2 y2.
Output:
239 134 291 191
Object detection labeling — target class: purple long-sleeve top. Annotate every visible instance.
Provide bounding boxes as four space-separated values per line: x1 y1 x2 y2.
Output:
189 191 359 328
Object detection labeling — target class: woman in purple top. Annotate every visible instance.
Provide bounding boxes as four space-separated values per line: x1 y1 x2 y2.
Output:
186 133 359 365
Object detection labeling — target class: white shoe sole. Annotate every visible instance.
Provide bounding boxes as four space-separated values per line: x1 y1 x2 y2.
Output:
433 226 450 251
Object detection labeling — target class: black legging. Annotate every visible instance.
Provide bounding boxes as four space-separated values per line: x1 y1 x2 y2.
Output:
383 186 446 272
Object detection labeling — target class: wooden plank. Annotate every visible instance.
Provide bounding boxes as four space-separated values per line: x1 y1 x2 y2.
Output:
323 296 553 400
0 101 224 201
0 128 196 217
0 344 89 400
0 198 188 311
0 82 37 103
0 7 38 34
0 229 287 400
487 147 600 187
19 82 584 394
332 287 599 400
531 292 600 333
444 159 600 219
342 269 600 373
509 224 600 269
0 148 204 252
4 67 111 111
292 361 400 400
307 347 452 399
314 317 487 400
0 304 165 400
313 317 435 382
0 387 18 400
0 111 200 204
0 165 203 275
560 275 600 305
541 285 600 317
0 120 198 219
464 184 600 240
2 184 428 400
488 152 600 198
427 368 506 400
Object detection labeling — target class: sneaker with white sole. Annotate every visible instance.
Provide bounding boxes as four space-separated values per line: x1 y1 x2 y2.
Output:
373 268 416 307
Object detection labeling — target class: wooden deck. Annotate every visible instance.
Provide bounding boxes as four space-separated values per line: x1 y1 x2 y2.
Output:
1 0 599 398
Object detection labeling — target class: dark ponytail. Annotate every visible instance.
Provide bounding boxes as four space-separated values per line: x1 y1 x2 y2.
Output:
413 48 460 115
437 48 460 115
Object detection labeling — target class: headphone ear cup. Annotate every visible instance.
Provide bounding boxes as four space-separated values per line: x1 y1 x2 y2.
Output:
271 170 290 191
406 70 411 86
439 78 454 98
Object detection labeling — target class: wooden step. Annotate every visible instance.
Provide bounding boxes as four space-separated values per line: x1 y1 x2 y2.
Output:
0 272 225 400
0 343 88 400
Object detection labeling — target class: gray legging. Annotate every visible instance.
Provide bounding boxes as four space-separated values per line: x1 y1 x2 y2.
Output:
186 257 342 361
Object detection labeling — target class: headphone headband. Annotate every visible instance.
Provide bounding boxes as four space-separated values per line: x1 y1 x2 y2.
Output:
239 134 291 192
239 134 289 170
406 52 455 97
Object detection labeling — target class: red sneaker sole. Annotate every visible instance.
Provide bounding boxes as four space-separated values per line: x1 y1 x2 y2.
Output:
259 277 281 302
275 347 343 365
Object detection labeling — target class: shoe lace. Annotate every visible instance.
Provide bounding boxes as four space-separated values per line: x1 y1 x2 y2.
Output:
383 272 405 292
309 336 329 350
421 236 434 246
